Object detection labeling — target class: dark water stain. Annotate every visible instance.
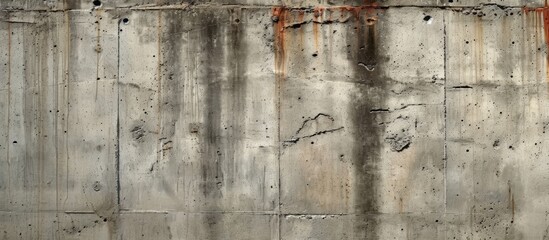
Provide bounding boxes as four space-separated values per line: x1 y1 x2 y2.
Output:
161 11 184 143
345 7 387 239
194 11 224 240
226 7 247 193
194 8 247 240
199 10 224 206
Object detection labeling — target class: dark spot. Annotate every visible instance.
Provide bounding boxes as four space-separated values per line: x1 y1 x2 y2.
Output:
423 15 432 22
493 140 500 147
312 53 318 57
122 18 129 24
130 126 145 141
234 18 240 23
92 0 101 6
12 141 17 144
92 181 102 191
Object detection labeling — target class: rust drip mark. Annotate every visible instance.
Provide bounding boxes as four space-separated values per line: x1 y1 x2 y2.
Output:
273 7 287 83
524 5 549 85
313 7 323 50
543 7 549 86
336 4 379 33
298 10 305 45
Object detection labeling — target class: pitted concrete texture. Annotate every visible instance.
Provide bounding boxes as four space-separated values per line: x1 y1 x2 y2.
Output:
2 0 549 239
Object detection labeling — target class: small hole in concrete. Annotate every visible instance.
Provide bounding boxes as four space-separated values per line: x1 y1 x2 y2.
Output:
122 18 129 24
423 15 433 24
92 0 101 6
235 18 240 23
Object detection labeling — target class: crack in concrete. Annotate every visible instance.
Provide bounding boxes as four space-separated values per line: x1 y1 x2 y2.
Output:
370 103 428 113
283 113 344 146
284 126 344 146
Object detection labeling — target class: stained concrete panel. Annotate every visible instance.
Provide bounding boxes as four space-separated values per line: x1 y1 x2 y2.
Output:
3 1 549 240
118 213 278 239
281 213 445 239
0 212 112 239
0 10 118 214
446 5 549 239
4 0 544 10
278 7 445 218
118 8 279 212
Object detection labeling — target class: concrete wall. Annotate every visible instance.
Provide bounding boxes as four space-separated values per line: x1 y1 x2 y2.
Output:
1 0 549 239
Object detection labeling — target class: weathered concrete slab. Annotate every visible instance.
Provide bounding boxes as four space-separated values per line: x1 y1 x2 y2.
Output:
118 8 279 212
0 10 118 215
3 1 549 239
0 212 111 239
443 0 543 7
118 212 278 239
278 7 445 219
446 5 549 239
281 213 445 239
3 0 544 10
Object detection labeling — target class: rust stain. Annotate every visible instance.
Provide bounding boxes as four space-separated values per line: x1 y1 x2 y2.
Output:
298 10 305 45
270 3 381 139
313 7 323 50
524 3 549 85
338 4 379 32
273 7 287 82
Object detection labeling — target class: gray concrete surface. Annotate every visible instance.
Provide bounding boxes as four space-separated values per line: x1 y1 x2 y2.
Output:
1 0 549 239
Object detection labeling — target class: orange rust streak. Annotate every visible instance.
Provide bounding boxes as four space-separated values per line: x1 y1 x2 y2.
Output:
544 8 549 84
524 5 549 85
298 10 305 46
336 6 367 33
273 7 287 81
313 7 323 50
